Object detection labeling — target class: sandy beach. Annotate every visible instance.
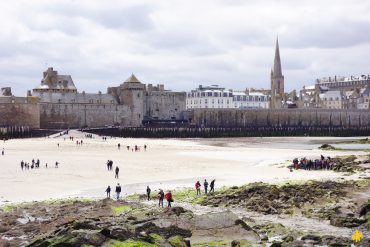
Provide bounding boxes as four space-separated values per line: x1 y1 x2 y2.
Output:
0 131 369 203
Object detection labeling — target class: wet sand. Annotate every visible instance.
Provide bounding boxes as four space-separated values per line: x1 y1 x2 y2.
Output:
0 131 368 203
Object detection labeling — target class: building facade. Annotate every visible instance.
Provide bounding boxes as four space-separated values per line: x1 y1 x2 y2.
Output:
186 85 269 109
316 75 370 91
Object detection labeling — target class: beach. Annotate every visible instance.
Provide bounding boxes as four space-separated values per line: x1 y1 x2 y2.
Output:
0 131 368 203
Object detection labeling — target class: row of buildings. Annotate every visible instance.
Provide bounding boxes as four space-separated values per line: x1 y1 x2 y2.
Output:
298 75 370 110
1 38 370 129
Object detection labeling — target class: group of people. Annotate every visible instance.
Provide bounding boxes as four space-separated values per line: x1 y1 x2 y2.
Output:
105 183 122 199
290 154 335 171
21 159 40 170
20 159 59 170
105 160 120 179
117 144 147 152
85 134 93 138
105 179 216 208
75 140 84 146
195 179 215 195
143 186 173 207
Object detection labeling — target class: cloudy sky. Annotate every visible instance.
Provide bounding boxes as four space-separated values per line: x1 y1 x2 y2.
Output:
1 0 370 96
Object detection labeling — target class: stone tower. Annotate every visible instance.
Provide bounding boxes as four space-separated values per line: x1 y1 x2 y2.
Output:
270 38 285 109
120 74 145 126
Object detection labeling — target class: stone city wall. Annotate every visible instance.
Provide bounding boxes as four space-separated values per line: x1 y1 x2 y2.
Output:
39 103 131 129
0 97 40 129
190 108 370 127
145 91 186 120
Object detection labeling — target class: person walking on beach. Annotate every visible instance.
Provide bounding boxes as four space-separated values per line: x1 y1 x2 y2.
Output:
146 186 151 201
144 144 147 151
165 191 173 208
204 179 209 194
106 185 111 198
195 181 201 195
21 160 24 170
1 148 4 155
55 161 59 168
118 143 121 150
115 183 121 200
115 166 119 179
158 189 164 207
210 179 215 193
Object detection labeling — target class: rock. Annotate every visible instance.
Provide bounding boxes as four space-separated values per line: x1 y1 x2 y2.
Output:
103 226 132 240
301 234 321 243
135 222 191 239
167 207 187 216
72 220 99 230
234 219 253 231
270 242 282 247
69 229 107 246
127 216 137 221
330 215 367 227
282 235 294 242
0 240 10 247
321 235 352 246
0 225 10 233
358 202 370 216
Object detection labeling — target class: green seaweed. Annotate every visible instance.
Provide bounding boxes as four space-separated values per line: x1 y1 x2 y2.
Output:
168 235 187 247
111 205 131 215
105 240 157 247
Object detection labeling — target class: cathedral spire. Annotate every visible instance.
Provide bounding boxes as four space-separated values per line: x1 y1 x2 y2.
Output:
273 37 282 77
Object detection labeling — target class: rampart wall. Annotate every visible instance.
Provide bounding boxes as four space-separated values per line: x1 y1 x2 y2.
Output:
190 109 370 127
0 98 40 129
39 103 130 129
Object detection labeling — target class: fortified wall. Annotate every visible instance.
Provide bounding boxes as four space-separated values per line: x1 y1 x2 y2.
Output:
144 84 186 120
39 103 130 129
190 109 370 127
0 96 40 128
32 68 186 129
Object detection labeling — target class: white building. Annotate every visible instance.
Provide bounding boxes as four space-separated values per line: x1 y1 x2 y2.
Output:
319 90 345 109
186 85 269 109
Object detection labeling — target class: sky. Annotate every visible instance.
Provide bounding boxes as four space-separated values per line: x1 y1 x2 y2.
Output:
0 0 370 96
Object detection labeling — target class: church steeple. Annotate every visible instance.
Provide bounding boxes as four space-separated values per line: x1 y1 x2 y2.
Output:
270 37 285 109
272 37 282 78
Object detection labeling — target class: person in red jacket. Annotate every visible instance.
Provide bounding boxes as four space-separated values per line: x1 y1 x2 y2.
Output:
165 191 173 207
195 181 201 195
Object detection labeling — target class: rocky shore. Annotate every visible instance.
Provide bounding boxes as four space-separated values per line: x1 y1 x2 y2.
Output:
1 178 369 247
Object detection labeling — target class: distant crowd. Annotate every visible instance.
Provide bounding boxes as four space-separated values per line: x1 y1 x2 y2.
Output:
289 154 335 171
20 159 60 170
